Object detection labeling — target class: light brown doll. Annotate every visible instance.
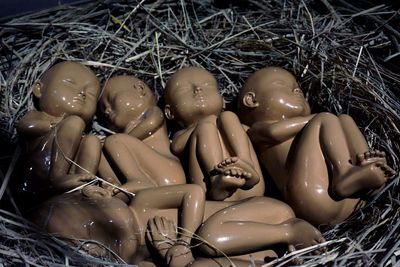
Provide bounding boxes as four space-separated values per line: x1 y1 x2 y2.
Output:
237 67 397 225
32 183 325 266
164 67 264 201
97 75 186 195
15 61 102 206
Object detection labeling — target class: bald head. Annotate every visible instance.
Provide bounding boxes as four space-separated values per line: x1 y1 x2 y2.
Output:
165 67 218 103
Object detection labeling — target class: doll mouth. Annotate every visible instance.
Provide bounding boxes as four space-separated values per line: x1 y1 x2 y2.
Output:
73 95 86 103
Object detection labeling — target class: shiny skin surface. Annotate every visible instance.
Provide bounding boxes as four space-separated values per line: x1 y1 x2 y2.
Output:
238 67 396 225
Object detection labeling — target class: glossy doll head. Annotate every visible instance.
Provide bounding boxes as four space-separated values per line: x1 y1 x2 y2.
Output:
238 67 310 125
164 67 224 127
33 61 100 122
99 76 156 131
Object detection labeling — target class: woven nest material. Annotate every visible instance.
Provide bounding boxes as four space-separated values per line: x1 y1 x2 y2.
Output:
0 0 399 266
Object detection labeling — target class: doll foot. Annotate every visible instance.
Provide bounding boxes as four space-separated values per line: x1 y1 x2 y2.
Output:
364 162 397 197
166 241 195 267
214 156 260 189
146 216 178 258
285 218 326 252
356 150 387 165
334 161 396 199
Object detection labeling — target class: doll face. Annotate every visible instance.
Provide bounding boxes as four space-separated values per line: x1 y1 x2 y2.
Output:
252 68 310 120
37 62 100 122
165 67 223 126
99 76 156 130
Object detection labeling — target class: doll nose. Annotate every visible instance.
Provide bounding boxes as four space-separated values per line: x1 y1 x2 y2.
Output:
194 86 202 94
79 89 87 98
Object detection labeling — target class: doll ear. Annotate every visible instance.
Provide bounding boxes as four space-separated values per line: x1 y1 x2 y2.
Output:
134 82 146 96
32 82 43 98
243 92 259 108
164 104 174 120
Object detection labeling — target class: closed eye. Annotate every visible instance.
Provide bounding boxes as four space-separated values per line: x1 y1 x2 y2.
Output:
63 78 75 85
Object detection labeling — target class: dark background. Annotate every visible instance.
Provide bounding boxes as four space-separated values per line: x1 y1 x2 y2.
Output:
1 0 399 19
0 0 87 18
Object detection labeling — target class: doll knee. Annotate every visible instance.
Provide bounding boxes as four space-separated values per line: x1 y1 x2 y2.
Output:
103 133 129 151
185 184 206 202
219 110 239 122
338 113 356 125
59 115 85 130
195 230 224 257
81 135 101 148
312 112 337 122
196 119 216 131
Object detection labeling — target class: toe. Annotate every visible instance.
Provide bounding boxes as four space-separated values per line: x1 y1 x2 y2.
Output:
356 153 364 164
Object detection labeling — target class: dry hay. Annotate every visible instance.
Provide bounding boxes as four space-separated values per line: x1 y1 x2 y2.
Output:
0 0 399 266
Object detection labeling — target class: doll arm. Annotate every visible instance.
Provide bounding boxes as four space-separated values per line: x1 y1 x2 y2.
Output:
138 184 205 244
124 106 164 140
170 126 196 155
17 111 63 137
248 114 315 145
50 173 96 193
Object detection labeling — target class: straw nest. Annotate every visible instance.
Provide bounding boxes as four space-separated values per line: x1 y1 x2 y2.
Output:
0 0 399 266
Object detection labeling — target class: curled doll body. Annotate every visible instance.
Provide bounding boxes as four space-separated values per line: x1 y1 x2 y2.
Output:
164 67 264 201
15 61 102 207
98 75 186 195
237 67 396 225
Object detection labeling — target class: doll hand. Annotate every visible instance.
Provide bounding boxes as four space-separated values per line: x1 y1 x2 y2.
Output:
165 241 194 267
82 185 112 198
52 173 96 193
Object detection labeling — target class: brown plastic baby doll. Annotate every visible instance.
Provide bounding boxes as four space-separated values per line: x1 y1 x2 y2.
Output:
164 67 264 201
33 183 325 266
15 61 102 206
98 75 186 195
237 67 397 225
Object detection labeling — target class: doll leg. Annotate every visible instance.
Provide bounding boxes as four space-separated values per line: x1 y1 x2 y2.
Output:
147 216 266 267
193 117 225 174
103 134 186 192
69 135 101 175
339 114 389 167
217 111 261 188
141 185 205 267
338 114 369 159
290 112 393 200
196 197 323 257
217 111 253 162
192 118 248 200
48 115 96 192
135 184 205 246
49 115 85 177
